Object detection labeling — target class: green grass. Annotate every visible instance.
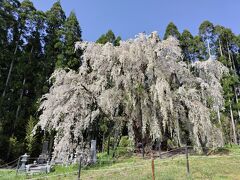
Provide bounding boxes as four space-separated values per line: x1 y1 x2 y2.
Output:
1 146 240 180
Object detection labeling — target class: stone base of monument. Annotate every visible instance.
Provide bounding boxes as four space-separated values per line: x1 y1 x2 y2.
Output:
26 162 52 174
25 140 52 174
17 141 52 175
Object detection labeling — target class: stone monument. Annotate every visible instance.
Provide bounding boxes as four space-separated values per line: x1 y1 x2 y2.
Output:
38 141 49 164
90 140 97 164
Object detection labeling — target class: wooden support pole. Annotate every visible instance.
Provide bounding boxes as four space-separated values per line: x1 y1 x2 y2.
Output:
185 146 190 175
77 155 82 180
151 153 155 180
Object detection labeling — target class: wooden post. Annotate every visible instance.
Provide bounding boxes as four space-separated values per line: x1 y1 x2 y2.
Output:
185 146 190 175
151 153 155 180
77 155 82 180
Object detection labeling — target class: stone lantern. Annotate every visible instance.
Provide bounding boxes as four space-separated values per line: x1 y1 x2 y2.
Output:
19 153 29 171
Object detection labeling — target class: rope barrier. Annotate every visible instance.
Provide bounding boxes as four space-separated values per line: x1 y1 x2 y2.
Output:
151 145 228 159
4 151 240 180
2 145 238 179
30 155 229 180
28 162 152 180
28 157 191 180
0 158 19 168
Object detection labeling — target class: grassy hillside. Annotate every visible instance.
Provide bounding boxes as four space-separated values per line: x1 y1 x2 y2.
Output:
1 146 240 180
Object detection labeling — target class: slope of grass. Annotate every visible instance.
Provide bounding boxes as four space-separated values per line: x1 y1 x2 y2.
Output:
1 146 240 180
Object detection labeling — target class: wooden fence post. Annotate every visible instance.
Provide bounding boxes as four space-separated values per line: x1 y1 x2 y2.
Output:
151 153 155 180
77 155 82 180
185 146 190 175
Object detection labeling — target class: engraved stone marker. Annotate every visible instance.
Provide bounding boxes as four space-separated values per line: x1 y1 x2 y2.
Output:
38 141 49 164
90 140 97 163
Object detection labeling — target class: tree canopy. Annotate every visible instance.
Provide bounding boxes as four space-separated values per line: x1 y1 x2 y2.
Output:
96 30 121 46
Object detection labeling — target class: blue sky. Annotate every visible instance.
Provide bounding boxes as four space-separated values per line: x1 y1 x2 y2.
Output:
30 0 239 41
